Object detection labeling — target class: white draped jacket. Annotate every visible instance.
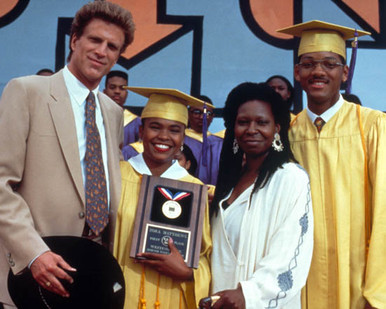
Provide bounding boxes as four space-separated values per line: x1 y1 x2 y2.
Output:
211 162 313 309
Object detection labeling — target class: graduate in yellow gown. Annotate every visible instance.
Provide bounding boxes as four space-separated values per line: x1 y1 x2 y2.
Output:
278 21 386 308
113 87 212 309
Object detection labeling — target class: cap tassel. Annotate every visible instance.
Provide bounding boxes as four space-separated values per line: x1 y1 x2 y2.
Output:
345 30 358 95
202 103 208 167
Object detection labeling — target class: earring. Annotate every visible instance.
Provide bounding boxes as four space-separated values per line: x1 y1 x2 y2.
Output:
180 144 184 152
272 133 284 152
232 138 239 154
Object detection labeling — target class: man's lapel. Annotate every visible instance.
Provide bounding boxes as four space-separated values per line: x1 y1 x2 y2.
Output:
48 70 85 205
98 93 122 250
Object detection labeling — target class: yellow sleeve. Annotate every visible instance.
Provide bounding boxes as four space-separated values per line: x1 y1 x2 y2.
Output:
113 162 141 262
123 109 138 127
363 113 386 307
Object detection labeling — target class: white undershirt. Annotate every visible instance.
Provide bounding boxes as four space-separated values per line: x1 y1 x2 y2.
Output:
128 153 189 179
221 185 253 257
306 94 344 124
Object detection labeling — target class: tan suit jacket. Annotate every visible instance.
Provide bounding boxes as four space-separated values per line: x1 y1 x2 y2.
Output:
0 70 123 305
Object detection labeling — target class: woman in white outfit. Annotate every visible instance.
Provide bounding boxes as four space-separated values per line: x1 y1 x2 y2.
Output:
209 82 313 309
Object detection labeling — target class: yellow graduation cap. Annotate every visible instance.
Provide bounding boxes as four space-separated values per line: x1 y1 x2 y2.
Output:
277 20 371 59
124 87 213 126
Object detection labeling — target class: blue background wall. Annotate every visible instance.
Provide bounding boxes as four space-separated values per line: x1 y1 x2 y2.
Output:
0 0 385 132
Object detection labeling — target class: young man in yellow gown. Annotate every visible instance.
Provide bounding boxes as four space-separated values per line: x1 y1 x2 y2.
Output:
278 21 386 308
113 87 211 309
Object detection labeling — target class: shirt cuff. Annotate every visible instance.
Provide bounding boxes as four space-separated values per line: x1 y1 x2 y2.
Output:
28 250 50 269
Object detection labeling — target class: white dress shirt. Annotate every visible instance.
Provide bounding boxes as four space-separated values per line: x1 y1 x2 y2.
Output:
306 94 344 124
62 66 110 204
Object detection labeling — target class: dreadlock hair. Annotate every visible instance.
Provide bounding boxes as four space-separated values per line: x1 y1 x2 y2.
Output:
210 82 296 217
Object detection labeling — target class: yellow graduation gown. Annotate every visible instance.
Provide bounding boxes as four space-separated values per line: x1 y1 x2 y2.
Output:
185 128 207 142
130 141 144 154
213 129 225 139
289 101 386 308
114 161 212 309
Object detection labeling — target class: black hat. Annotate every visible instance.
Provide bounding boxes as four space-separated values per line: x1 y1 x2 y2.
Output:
8 236 125 309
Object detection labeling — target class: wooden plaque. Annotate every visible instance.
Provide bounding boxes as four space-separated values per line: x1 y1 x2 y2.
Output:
130 175 207 268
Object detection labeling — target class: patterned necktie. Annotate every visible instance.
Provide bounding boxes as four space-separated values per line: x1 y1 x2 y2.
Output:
85 91 108 236
314 117 325 133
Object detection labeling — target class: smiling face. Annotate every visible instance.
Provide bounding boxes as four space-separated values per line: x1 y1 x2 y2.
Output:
68 18 125 90
140 118 185 173
235 100 280 158
295 51 349 114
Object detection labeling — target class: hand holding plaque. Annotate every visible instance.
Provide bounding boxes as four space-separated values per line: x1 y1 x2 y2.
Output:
130 175 207 268
135 237 193 281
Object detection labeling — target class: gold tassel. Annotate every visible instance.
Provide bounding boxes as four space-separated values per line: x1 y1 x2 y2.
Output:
356 105 371 260
140 299 147 309
154 273 161 309
139 265 147 309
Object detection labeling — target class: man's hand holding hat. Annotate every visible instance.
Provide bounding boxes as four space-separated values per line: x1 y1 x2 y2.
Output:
30 251 76 297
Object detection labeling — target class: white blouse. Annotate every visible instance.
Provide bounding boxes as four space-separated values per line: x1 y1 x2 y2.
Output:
211 162 313 309
222 185 253 257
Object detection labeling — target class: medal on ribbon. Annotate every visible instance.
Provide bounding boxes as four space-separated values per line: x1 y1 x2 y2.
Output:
158 187 191 219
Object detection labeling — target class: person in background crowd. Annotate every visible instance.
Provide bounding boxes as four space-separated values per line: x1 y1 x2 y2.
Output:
188 95 215 135
266 75 294 110
185 95 222 185
36 68 54 76
342 92 362 105
104 70 128 107
103 70 141 146
174 143 198 176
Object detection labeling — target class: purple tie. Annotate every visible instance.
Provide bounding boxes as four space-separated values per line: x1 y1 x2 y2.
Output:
85 92 108 236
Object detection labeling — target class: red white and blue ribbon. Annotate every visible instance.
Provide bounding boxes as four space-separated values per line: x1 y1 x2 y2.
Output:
158 187 191 201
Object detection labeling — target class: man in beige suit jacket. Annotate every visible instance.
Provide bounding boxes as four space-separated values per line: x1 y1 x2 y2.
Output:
0 2 135 307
